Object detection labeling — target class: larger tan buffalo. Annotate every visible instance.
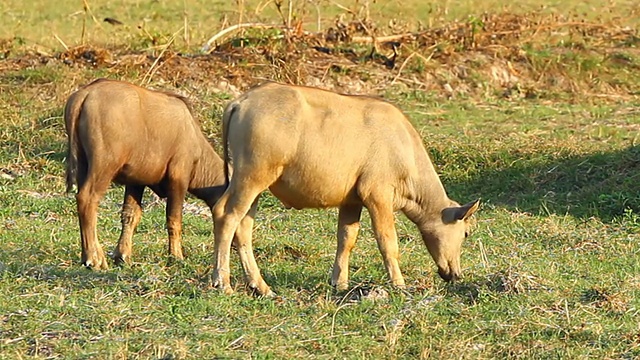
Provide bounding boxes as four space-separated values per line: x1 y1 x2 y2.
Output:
212 82 479 296
65 79 226 269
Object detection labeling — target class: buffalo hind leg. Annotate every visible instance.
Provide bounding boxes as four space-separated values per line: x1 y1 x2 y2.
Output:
331 204 363 291
234 197 273 297
112 185 144 265
76 173 111 270
165 179 189 261
363 190 405 288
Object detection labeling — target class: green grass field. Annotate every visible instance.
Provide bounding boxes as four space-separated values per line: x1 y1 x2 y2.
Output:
1 0 639 359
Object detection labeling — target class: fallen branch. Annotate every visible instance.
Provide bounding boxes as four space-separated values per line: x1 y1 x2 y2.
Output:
201 23 282 54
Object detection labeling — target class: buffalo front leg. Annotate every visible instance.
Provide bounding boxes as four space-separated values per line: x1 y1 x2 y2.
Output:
364 193 405 288
76 177 110 270
112 185 144 265
212 185 264 295
331 204 363 291
166 182 188 261
234 197 273 297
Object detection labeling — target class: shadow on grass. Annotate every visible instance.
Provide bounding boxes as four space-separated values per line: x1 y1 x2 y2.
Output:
447 145 640 222
3 261 122 287
444 267 550 305
0 250 215 298
38 146 67 164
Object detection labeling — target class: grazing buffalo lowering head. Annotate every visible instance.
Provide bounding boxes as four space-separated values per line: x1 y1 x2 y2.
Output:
64 79 226 269
211 82 480 296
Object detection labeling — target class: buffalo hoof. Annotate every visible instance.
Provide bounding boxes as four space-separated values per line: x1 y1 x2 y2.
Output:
212 273 234 295
247 281 274 298
111 250 130 266
82 250 109 270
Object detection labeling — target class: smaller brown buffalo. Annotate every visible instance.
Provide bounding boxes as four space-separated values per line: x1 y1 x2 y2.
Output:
65 79 226 269
211 82 480 296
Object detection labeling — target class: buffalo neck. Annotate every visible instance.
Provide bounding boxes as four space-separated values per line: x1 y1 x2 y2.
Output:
399 147 451 228
188 137 226 208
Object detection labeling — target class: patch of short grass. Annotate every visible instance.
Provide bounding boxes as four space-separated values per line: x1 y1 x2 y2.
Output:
2 78 639 357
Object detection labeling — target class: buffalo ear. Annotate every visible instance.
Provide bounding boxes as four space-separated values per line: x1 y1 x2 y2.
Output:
442 199 480 224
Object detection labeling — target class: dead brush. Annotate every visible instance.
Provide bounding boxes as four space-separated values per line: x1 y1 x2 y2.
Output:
7 5 638 102
0 37 16 58
414 11 638 57
57 45 113 67
200 6 639 98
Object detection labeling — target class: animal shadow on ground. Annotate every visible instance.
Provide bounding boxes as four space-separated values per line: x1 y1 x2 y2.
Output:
0 248 213 299
446 145 639 222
